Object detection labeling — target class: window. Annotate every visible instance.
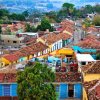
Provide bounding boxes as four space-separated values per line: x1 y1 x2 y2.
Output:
81 62 86 65
13 41 17 43
57 44 59 49
3 84 10 96
68 84 74 97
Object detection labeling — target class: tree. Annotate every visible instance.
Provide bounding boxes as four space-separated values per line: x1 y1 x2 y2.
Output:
25 23 37 32
9 13 25 21
96 53 100 60
84 5 94 14
62 3 75 17
17 63 56 100
82 18 93 28
0 9 9 18
22 10 29 17
93 4 100 14
93 15 100 26
37 18 54 31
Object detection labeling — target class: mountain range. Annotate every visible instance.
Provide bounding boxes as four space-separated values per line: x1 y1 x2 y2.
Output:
0 0 100 13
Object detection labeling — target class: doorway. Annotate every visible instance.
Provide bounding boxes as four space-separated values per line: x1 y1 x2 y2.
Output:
68 84 74 97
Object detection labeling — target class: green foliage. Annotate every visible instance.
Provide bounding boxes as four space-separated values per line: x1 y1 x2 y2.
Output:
0 9 26 22
82 18 93 28
17 63 56 100
0 9 9 18
83 5 94 14
93 15 100 26
9 13 25 21
62 3 75 16
96 53 100 60
25 23 37 32
22 10 29 17
37 18 54 31
93 4 100 14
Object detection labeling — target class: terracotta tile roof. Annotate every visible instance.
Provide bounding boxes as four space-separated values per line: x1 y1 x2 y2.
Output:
77 35 100 49
57 32 71 40
55 72 82 82
59 20 75 34
38 31 49 37
3 54 19 62
2 41 48 62
61 20 75 26
13 51 24 58
0 73 16 83
29 42 48 53
41 32 71 45
20 46 34 55
26 38 37 45
1 22 25 34
84 80 100 100
87 27 99 33
82 61 100 74
41 33 60 45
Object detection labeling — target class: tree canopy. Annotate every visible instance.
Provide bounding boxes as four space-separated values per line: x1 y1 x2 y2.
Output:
93 15 100 26
62 3 75 16
37 18 54 31
25 23 37 32
17 63 56 100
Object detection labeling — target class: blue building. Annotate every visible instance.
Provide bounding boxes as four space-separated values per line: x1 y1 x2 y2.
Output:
0 73 18 100
56 83 82 100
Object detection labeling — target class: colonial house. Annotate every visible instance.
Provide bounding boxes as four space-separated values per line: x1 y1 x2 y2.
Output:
0 68 18 100
81 61 100 100
1 22 26 35
76 35 100 49
37 33 63 52
37 31 73 53
55 72 83 100
1 42 48 66
1 35 25 48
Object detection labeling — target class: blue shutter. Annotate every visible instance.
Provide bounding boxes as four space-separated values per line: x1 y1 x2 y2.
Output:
74 84 82 98
11 83 17 96
0 84 3 96
3 84 10 96
60 84 68 99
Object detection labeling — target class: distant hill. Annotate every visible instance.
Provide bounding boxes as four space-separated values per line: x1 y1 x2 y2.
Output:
0 0 100 13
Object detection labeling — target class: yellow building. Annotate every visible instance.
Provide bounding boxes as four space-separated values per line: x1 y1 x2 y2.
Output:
81 61 100 100
0 57 12 67
0 54 19 67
